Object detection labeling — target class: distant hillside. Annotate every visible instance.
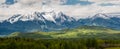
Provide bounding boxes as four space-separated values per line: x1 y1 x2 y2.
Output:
7 26 120 39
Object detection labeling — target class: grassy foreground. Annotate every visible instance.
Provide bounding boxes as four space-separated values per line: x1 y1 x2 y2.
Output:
105 47 120 49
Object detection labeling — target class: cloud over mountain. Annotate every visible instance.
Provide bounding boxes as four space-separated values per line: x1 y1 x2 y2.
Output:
0 0 5 4
0 0 120 20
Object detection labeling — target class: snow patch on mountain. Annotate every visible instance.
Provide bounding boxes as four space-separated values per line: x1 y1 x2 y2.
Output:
91 13 110 19
42 11 56 22
7 14 21 23
106 13 120 18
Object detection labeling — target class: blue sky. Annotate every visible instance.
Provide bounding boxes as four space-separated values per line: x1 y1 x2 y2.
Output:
6 0 93 5
5 0 94 5
64 0 94 5
5 0 117 6
5 0 14 4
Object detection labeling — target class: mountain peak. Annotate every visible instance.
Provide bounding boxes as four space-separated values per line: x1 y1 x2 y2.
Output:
92 13 110 19
41 11 56 22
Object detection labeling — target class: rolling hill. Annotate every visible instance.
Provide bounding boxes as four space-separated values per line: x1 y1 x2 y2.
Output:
7 26 120 39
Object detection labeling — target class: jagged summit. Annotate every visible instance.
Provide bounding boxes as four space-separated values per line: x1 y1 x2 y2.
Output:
4 11 74 23
2 12 120 24
92 13 110 19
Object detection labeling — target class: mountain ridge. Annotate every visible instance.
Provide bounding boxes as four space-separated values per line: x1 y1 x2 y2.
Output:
0 11 120 35
1 11 75 24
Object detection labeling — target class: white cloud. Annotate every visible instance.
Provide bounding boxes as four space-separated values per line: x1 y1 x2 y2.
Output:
0 0 120 20
88 0 119 2
89 0 120 5
0 0 5 4
16 0 67 6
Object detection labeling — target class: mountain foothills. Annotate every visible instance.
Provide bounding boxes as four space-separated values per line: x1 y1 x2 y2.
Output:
0 11 120 35
8 26 120 39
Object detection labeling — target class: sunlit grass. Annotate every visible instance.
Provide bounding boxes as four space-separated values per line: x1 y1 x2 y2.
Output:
105 47 120 49
8 26 120 39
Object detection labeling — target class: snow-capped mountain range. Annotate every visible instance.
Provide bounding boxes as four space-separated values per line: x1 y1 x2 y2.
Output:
6 11 74 23
0 11 120 35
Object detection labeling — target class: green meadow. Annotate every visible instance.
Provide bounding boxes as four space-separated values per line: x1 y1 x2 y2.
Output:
105 47 120 49
8 26 120 39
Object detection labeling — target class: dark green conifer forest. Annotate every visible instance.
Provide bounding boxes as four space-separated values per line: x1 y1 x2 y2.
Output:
0 38 120 49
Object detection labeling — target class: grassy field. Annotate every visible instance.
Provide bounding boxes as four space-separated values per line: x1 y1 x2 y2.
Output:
7 26 120 39
105 47 120 49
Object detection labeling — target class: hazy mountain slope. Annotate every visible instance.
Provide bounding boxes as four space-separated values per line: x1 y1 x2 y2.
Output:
0 11 77 35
